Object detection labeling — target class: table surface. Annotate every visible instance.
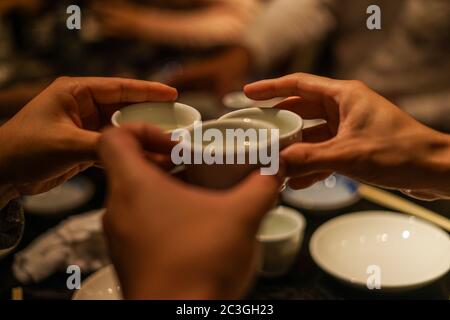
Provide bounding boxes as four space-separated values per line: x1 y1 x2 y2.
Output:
1 167 449 300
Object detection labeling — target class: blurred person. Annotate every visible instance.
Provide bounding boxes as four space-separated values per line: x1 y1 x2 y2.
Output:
0 0 51 117
0 0 261 117
0 0 156 117
171 0 450 131
91 0 260 48
0 0 42 14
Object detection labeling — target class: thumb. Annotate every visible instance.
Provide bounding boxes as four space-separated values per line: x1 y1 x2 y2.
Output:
98 126 166 187
63 128 100 162
281 139 348 177
229 168 285 228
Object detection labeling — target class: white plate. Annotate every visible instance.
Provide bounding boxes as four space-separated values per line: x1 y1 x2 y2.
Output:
23 176 95 215
72 265 122 300
310 211 450 291
282 175 359 211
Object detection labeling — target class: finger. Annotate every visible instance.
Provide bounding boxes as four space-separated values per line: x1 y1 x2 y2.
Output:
98 126 167 185
244 73 339 103
288 172 333 190
71 77 178 105
274 96 327 119
302 123 333 143
229 168 285 227
120 123 176 154
281 140 350 177
274 96 335 142
64 128 101 161
144 153 176 171
72 124 173 170
55 77 178 130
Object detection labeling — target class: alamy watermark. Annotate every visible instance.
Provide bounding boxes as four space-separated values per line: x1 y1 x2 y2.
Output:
170 121 280 176
66 4 381 31
366 264 382 290
66 265 81 290
66 5 81 30
366 5 381 30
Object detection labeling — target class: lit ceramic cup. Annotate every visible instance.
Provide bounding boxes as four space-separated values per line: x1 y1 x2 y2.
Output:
179 118 278 190
220 107 319 149
256 206 306 277
111 102 201 132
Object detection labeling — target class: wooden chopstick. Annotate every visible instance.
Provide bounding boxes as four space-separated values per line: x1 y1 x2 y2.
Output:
11 287 23 300
358 184 450 232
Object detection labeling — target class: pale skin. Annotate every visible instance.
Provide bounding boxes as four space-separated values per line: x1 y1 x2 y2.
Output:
245 73 450 200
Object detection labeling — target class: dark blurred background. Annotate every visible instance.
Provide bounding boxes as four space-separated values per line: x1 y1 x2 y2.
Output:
1 0 449 129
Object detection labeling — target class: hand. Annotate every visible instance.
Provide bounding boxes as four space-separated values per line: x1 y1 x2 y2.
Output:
244 73 450 200
0 0 42 14
99 124 283 299
0 77 177 200
168 47 251 97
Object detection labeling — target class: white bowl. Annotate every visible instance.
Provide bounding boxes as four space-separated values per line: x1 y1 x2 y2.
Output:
72 265 122 300
219 107 303 148
310 211 450 291
282 175 360 212
111 102 201 132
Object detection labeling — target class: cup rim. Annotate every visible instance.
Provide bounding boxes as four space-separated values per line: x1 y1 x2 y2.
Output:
177 118 279 156
257 206 306 242
111 101 201 131
219 107 303 140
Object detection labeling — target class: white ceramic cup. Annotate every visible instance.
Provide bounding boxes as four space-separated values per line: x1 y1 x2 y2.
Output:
111 102 201 132
179 118 278 189
219 107 323 148
222 91 285 109
256 206 306 277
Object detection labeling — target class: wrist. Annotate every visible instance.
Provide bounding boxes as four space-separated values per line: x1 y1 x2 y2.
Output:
124 274 222 300
416 131 450 198
116 258 224 300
